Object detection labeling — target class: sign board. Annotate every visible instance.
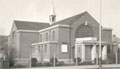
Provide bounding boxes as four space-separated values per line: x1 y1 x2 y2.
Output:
61 44 68 52
76 37 97 42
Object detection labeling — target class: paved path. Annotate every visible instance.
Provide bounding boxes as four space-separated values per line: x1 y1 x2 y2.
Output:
102 64 120 68
10 64 120 69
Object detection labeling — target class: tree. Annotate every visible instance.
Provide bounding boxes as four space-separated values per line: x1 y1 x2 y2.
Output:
8 46 17 67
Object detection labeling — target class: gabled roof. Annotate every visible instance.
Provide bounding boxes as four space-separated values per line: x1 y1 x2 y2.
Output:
14 20 50 30
51 11 87 26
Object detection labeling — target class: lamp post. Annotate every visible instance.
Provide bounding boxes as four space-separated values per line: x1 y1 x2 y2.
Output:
53 54 56 67
116 46 118 64
99 0 102 67
76 45 78 66
29 46 32 67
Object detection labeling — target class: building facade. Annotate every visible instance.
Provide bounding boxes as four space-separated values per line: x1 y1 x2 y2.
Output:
31 11 112 63
8 21 50 65
9 9 112 64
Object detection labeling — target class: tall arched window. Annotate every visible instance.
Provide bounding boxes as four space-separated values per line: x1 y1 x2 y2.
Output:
46 33 48 41
32 46 35 53
75 24 94 38
52 31 55 41
38 46 40 53
44 44 47 53
39 34 42 42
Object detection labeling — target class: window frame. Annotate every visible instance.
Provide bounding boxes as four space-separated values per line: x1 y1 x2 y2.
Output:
52 31 55 41
32 46 35 53
46 32 49 41
44 44 48 53
38 46 41 53
39 34 42 42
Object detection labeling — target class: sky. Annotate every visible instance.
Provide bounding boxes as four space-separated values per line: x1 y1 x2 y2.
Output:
0 0 120 37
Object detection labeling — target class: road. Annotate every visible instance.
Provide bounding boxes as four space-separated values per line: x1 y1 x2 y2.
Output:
9 64 120 69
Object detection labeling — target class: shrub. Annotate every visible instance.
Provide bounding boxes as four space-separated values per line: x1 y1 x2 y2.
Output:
36 62 42 67
118 54 120 63
50 57 58 66
57 61 64 66
43 62 52 66
9 58 15 67
8 47 16 67
31 58 37 67
94 58 97 64
13 64 27 68
80 61 94 65
101 59 113 64
107 52 115 64
73 57 81 64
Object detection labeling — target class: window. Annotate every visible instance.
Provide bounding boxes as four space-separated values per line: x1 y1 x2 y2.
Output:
44 45 47 53
52 16 55 22
46 33 48 41
38 46 40 53
61 44 68 52
32 47 35 53
39 34 42 42
52 31 55 41
49 31 51 41
78 47 81 53
34 46 38 53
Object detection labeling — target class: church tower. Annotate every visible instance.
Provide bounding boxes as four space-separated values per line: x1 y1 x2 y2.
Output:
49 0 56 25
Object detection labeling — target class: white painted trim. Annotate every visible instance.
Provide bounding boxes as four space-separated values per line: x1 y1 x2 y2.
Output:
39 24 70 32
76 37 97 41
43 59 50 61
17 30 38 32
16 24 70 33
102 45 107 60
91 45 97 60
32 41 58 46
81 44 85 62
102 28 112 31
75 40 107 45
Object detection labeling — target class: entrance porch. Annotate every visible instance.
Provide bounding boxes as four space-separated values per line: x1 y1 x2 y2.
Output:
75 37 108 62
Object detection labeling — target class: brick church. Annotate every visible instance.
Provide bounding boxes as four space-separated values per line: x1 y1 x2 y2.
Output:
8 3 112 65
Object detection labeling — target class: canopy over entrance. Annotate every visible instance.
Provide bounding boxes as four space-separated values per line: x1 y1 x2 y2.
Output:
75 37 107 62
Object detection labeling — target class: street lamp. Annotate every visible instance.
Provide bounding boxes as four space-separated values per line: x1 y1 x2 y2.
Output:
99 0 102 67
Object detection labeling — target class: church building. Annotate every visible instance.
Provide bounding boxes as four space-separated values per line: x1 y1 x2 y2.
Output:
8 3 112 65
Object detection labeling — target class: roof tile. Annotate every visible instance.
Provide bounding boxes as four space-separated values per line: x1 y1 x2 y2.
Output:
14 20 50 30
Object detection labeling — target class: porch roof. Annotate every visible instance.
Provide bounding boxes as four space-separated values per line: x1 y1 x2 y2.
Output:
76 40 108 45
32 41 58 46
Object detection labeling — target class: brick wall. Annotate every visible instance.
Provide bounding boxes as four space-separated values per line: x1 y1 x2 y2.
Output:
19 32 39 58
58 27 70 59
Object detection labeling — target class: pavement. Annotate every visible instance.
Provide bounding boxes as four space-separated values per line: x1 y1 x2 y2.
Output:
10 64 120 69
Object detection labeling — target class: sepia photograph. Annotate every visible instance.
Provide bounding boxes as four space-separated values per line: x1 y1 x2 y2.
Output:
0 0 120 69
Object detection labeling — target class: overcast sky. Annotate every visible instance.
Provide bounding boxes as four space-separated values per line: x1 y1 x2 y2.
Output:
0 0 120 37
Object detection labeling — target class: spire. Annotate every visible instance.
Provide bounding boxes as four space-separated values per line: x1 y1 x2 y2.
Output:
50 0 55 15
49 0 56 25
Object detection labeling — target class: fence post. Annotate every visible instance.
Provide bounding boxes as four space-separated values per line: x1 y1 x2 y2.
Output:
76 46 78 66
76 57 78 66
29 54 31 67
116 51 118 64
54 54 56 67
